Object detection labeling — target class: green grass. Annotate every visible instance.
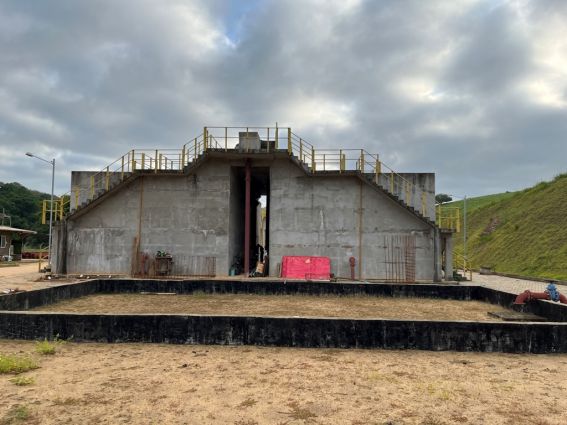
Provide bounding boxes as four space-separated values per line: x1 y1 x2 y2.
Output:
9 376 35 386
0 354 38 374
0 405 31 424
445 173 567 280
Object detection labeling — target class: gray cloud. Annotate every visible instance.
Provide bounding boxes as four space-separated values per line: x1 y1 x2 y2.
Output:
0 0 566 199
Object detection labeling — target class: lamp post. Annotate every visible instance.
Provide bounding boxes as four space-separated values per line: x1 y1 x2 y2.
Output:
26 152 55 269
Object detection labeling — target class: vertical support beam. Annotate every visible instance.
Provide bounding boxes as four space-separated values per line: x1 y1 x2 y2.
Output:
275 123 279 149
105 166 110 191
266 127 270 153
121 156 125 180
339 149 343 173
141 154 145 171
390 171 394 194
360 150 365 173
203 127 208 150
181 146 186 169
155 150 159 174
131 150 136 171
224 127 228 151
358 180 363 280
194 138 197 159
287 128 292 155
445 235 454 281
311 147 315 171
244 160 252 276
41 200 46 225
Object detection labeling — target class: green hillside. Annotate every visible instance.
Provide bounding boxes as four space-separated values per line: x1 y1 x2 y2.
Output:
0 182 50 247
446 174 567 280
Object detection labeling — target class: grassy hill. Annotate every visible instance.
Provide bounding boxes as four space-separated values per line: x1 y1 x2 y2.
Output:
0 182 50 247
444 174 567 280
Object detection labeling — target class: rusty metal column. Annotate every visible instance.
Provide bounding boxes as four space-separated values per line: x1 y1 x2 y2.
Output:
244 160 251 275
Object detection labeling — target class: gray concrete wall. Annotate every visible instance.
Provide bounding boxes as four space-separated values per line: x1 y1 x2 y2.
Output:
66 161 231 275
375 172 436 220
70 171 123 211
269 159 435 280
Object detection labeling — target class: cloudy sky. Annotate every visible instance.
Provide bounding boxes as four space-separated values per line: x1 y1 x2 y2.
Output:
0 0 566 198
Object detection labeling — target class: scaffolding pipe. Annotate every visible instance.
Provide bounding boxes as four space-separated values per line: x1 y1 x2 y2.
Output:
244 160 251 275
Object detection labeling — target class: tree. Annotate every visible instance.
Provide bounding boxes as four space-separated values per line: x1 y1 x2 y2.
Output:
435 193 453 204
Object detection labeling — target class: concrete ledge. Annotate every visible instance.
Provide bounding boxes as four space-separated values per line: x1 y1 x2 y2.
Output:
0 312 566 353
2 279 567 353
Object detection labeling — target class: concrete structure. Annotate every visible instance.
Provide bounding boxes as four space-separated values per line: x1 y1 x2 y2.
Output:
53 127 454 281
2 279 567 353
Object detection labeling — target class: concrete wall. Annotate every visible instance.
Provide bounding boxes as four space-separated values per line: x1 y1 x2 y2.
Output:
2 280 567 353
65 161 231 274
70 171 123 211
269 159 435 280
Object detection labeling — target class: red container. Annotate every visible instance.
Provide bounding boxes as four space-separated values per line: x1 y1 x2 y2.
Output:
281 256 331 280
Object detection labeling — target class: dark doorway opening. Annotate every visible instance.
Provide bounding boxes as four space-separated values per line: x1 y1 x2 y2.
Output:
229 165 270 276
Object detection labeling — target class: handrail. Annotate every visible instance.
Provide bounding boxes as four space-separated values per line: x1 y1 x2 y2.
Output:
52 126 435 223
453 251 472 281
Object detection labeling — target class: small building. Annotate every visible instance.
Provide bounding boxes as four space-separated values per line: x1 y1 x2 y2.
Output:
52 126 455 281
0 225 36 261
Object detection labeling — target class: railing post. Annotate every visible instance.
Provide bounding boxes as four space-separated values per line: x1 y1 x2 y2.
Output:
339 149 343 173
121 156 124 180
41 200 46 225
275 124 279 149
375 159 381 184
203 127 208 150
287 128 292 155
323 154 326 170
390 171 394 194
181 146 186 169
159 153 163 170
360 150 365 173
131 150 136 171
59 198 64 220
90 175 95 200
300 139 303 163
421 192 427 216
105 166 110 191
142 153 146 171
266 128 270 153
154 150 158 173
311 147 315 171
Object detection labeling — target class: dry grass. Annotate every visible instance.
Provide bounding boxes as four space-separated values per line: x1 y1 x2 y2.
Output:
1 340 567 424
32 293 514 321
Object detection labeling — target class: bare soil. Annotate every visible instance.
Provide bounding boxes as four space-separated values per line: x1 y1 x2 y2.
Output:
1 340 566 424
31 293 516 321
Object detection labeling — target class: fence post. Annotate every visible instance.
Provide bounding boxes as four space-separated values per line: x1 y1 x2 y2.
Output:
275 124 279 149
224 127 228 151
203 127 208 150
300 139 303 162
339 149 343 172
287 128 292 155
131 150 136 171
181 146 186 169
360 150 365 173
121 156 124 180
390 171 394 194
41 200 46 225
90 175 95 200
267 127 270 153
105 166 110 191
311 147 315 171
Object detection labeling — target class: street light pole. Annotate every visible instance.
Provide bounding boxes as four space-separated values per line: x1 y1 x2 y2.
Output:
26 152 55 270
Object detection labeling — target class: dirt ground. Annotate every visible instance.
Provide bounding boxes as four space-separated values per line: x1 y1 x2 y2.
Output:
1 340 566 425
0 262 80 293
32 293 515 321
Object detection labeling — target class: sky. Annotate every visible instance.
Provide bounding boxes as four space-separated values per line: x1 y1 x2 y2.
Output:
0 0 566 198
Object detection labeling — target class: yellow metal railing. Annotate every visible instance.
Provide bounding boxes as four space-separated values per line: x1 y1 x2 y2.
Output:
436 206 461 231
453 251 472 281
48 126 435 223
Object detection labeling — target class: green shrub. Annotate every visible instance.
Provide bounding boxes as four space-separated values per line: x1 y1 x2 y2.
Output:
0 355 38 374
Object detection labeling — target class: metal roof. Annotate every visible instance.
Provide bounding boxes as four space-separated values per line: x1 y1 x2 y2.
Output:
0 225 37 235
